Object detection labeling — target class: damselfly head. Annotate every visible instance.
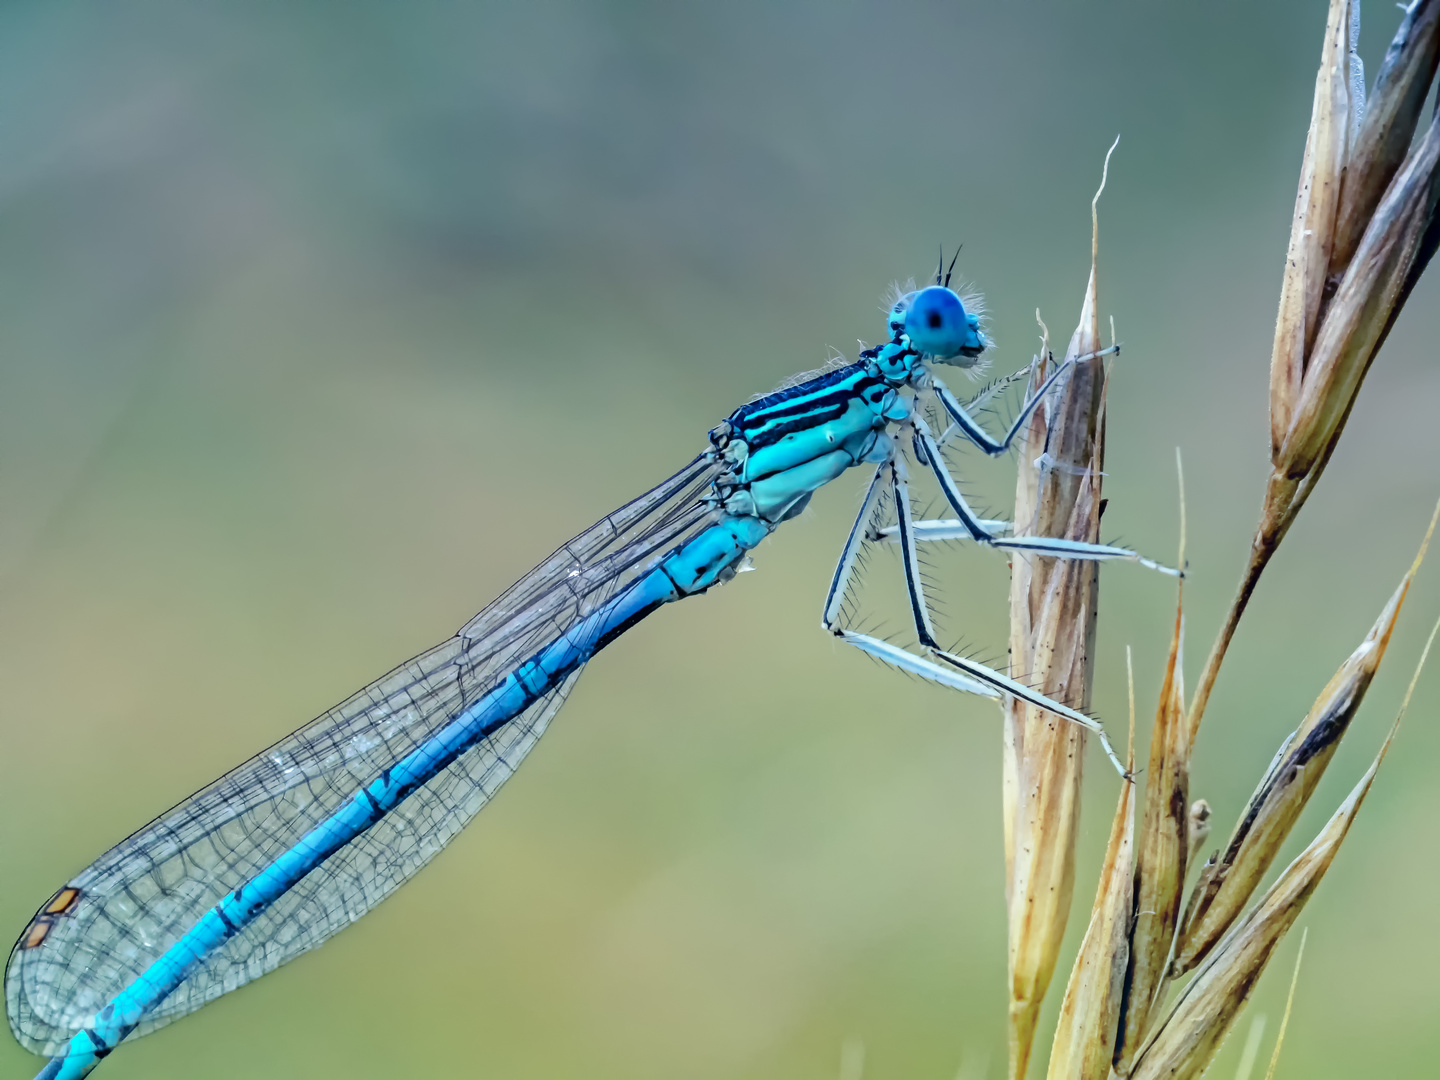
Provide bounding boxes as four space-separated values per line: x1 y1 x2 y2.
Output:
900 285 987 365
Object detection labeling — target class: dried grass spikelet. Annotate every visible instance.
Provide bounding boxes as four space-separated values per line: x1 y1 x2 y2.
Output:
1038 511 1438 1080
1045 652 1136 1080
1113 570 1189 1072
1327 0 1440 277
1002 139 1118 1080
1188 0 1440 739
1126 606 1440 1080
1267 0 1356 454
1172 502 1437 976
1275 107 1440 485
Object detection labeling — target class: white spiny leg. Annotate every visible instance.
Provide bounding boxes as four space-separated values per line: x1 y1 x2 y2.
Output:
883 446 1126 774
933 368 1031 450
911 418 1009 540
994 534 1181 575
821 451 950 650
873 517 1013 542
821 462 888 632
928 647 1125 775
890 457 940 648
873 518 1181 576
818 447 1127 776
930 361 1069 456
838 631 1000 697
930 345 1118 457
909 418 1180 577
820 463 1017 697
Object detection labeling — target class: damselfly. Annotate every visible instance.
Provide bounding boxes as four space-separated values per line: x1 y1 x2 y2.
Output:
7 269 1173 1079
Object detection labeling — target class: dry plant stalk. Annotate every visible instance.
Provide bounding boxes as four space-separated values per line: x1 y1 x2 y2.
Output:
1044 654 1136 1080
1128 749 1380 1080
1126 599 1439 1080
1113 517 1436 1073
994 7 1440 1076
1003 140 1116 1080
1032 515 1437 1079
1188 0 1440 740
985 7 1440 1075
1173 515 1432 975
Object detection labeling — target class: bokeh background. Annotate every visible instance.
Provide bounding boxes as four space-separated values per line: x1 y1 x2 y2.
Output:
2 2 1438 1077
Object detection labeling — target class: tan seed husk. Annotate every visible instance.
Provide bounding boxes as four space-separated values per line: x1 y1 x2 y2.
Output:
1002 316 1051 900
1327 0 1440 279
1276 105 1440 484
1129 602 1440 1080
1186 2 1440 751
1004 365 1103 1080
1268 0 1356 460
1130 722 1395 1080
1174 501 1436 975
1004 141 1116 1080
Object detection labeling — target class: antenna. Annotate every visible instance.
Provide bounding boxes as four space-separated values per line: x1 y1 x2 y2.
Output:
944 244 963 287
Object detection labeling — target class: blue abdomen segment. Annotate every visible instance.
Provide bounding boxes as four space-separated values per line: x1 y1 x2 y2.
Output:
37 514 770 1080
659 514 769 592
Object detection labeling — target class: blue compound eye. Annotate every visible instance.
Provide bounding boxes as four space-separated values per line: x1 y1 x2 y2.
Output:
904 285 986 362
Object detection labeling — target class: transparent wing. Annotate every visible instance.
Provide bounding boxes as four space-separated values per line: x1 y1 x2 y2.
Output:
7 453 720 1056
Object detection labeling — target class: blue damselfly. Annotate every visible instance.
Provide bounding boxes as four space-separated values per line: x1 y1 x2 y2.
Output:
7 271 1172 1078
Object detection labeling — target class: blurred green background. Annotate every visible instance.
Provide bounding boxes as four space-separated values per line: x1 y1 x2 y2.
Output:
2 2 1438 1077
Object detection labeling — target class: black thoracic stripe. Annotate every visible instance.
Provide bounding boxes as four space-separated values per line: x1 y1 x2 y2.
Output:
745 371 882 424
732 388 852 439
731 378 886 450
728 364 876 433
733 362 865 416
738 397 849 448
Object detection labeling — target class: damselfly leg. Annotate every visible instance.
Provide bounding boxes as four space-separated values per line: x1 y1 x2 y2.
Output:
821 354 1176 776
821 456 1130 775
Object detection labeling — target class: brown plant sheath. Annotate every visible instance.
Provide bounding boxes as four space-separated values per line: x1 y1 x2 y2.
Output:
1004 157 1113 1079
